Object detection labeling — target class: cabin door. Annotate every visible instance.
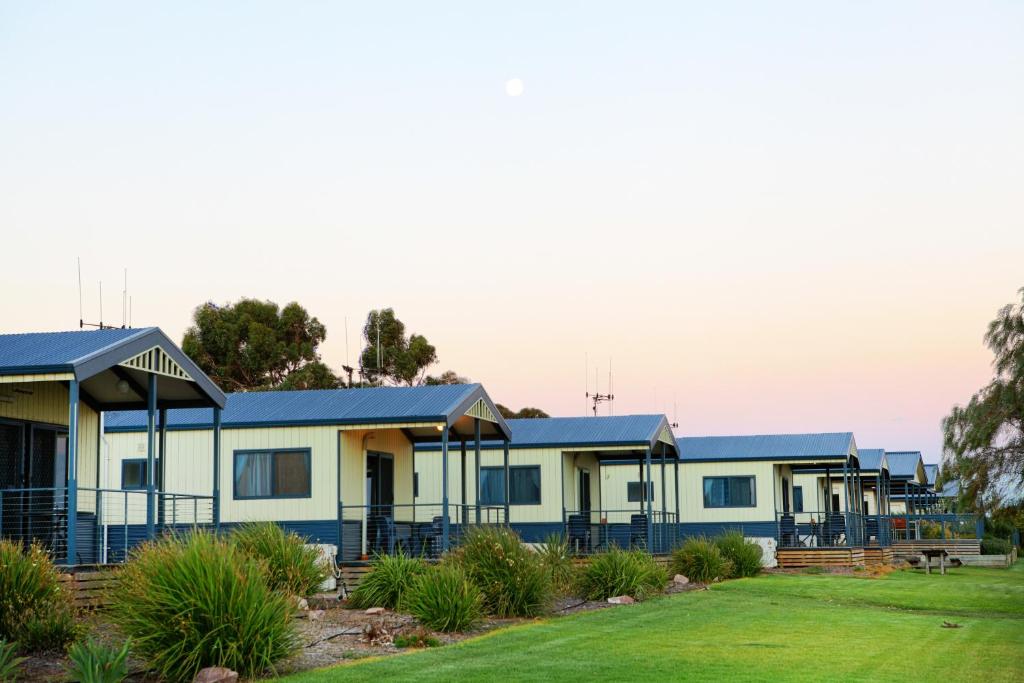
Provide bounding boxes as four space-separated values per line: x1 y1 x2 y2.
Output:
578 470 592 514
365 452 394 513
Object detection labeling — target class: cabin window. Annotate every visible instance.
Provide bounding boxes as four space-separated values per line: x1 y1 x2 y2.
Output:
627 481 655 503
479 466 541 505
413 472 419 498
233 449 311 499
702 476 756 508
793 486 804 513
121 458 159 490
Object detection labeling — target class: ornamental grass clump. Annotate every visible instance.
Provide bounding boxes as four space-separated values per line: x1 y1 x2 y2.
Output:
670 536 733 584
450 526 551 617
406 565 483 633
347 551 428 611
109 530 298 682
713 531 764 578
575 547 668 601
65 638 131 683
231 522 328 597
537 533 576 595
0 539 80 653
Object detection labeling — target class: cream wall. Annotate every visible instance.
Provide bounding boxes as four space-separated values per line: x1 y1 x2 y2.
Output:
679 460 779 523
0 380 99 512
103 423 416 524
599 462 681 518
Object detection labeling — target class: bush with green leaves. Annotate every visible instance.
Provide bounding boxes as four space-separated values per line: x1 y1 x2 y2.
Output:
981 537 1012 555
575 547 668 601
109 531 298 682
670 536 734 584
65 638 131 683
0 539 80 653
537 534 575 595
406 565 483 633
231 522 328 597
713 531 763 578
0 639 26 681
449 526 551 617
347 552 427 611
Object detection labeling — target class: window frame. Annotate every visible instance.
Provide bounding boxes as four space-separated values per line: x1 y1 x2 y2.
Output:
232 448 313 500
793 485 804 513
121 458 160 490
626 481 655 503
702 475 757 508
479 465 542 506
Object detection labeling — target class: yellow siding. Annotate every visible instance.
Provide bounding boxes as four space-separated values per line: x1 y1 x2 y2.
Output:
678 461 778 522
599 462 682 516
104 424 415 524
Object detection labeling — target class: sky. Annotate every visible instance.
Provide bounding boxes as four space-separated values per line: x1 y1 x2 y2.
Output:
1 2 1022 463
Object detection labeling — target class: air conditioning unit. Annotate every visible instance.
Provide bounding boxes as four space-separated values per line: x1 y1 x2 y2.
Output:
306 543 338 591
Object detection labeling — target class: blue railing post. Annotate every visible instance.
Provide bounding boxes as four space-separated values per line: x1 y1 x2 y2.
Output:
66 379 80 566
441 426 450 552
644 446 654 549
212 407 221 532
145 373 157 541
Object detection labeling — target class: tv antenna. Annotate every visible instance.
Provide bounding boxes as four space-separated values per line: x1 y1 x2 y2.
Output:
78 258 128 329
586 358 614 416
671 397 679 429
341 315 354 387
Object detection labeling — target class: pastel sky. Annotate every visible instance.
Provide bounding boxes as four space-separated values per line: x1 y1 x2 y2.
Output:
2 2 1022 463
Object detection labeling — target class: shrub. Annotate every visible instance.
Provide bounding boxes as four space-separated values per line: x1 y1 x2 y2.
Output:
0 540 80 653
347 552 428 611
981 537 1012 555
65 638 131 683
0 640 26 681
670 536 733 584
537 534 575 595
231 522 328 597
109 531 298 682
450 526 551 617
406 565 483 633
575 547 668 601
393 629 440 649
713 531 763 578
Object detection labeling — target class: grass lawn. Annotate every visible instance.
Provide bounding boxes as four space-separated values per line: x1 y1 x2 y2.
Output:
286 563 1024 682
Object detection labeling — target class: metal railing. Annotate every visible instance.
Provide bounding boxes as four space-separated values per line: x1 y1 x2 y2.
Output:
888 513 979 542
864 514 892 547
0 486 213 565
562 509 680 555
338 502 506 562
776 510 866 549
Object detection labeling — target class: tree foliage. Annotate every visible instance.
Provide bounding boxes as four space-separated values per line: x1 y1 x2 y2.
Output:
943 287 1024 512
182 299 339 391
496 404 550 419
360 308 438 386
424 370 470 385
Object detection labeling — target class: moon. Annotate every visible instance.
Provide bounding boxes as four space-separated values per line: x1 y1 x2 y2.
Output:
505 78 524 97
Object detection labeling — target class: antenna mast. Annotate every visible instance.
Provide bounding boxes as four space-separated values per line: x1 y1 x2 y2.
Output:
341 316 354 387
586 359 614 416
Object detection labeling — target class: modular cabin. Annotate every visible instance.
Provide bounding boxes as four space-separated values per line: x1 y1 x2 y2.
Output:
414 415 681 554
0 328 225 565
104 384 512 562
678 433 868 568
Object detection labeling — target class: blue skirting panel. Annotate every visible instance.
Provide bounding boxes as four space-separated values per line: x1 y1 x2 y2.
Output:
678 521 778 541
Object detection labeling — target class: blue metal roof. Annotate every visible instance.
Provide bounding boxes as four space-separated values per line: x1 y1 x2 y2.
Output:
678 433 855 462
105 384 510 438
415 415 676 453
857 448 886 472
0 328 150 373
886 451 923 479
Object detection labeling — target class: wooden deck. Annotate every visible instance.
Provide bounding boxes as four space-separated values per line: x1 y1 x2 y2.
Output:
891 539 980 561
863 547 895 566
58 567 118 609
776 548 865 569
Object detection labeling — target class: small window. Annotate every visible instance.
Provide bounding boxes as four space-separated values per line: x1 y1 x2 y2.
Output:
627 481 655 503
121 458 159 490
479 466 541 505
793 486 804 513
703 476 756 508
413 472 419 498
234 449 311 499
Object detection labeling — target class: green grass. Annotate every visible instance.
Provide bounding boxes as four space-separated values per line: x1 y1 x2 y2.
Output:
286 563 1024 682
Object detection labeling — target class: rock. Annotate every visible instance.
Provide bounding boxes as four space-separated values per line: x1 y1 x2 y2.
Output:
607 595 635 605
296 597 309 611
365 607 386 615
308 609 325 622
673 574 690 585
194 667 238 683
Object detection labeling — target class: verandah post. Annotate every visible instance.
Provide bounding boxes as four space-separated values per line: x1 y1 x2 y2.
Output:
146 372 157 541
474 418 481 525
441 426 450 552
66 379 80 566
674 454 680 545
213 407 221 532
645 446 653 548
659 442 667 553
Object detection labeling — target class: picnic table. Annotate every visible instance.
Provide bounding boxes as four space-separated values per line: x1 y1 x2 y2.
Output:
921 548 949 575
